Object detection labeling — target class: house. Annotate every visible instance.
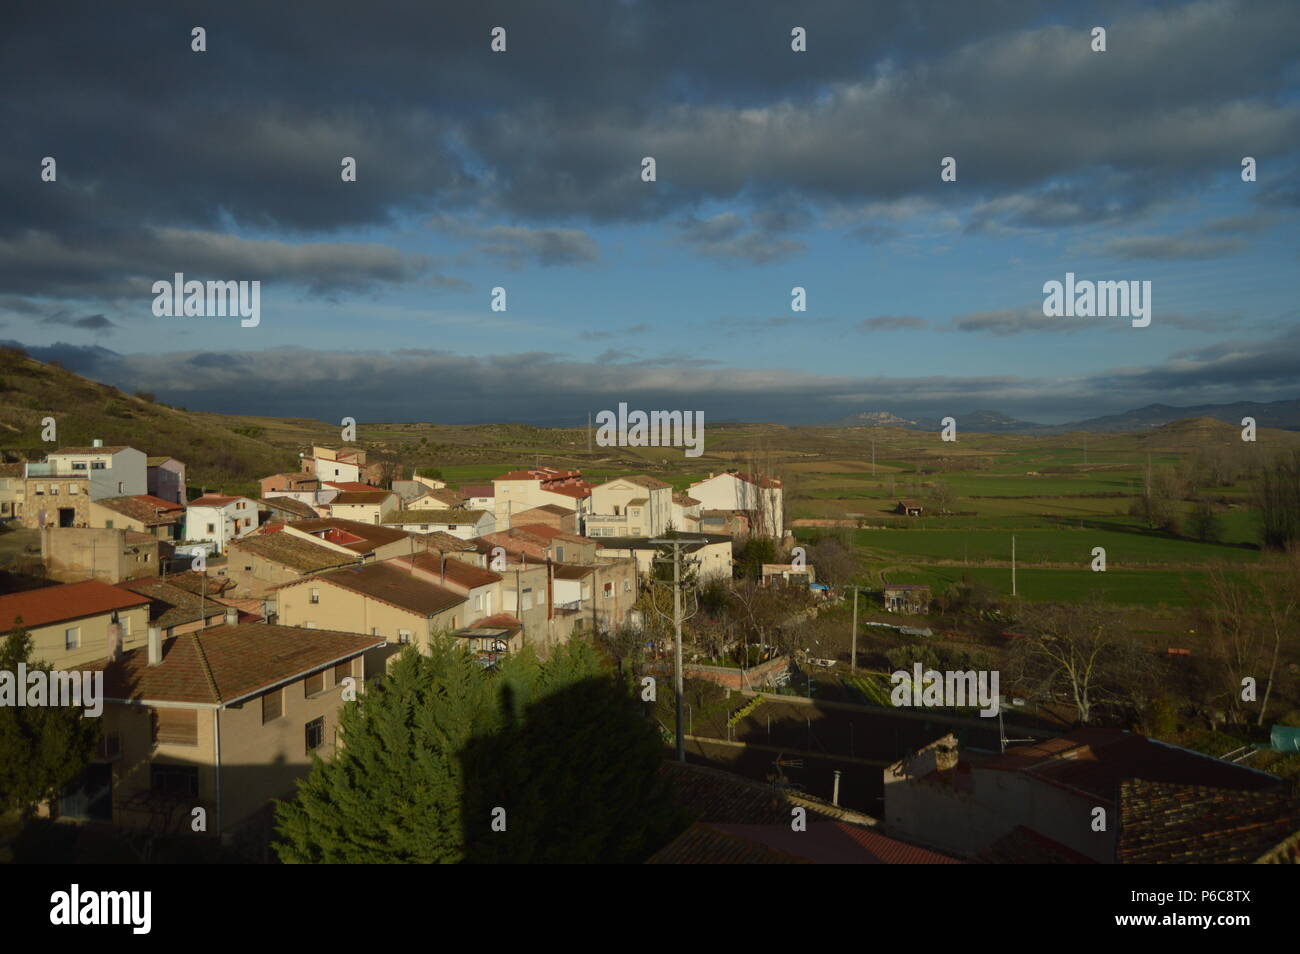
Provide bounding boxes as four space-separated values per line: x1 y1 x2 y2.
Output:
549 559 639 640
595 534 733 580
884 729 1286 863
41 527 161 584
508 503 576 534
21 442 149 528
65 624 384 834
321 489 399 525
447 550 551 645
260 495 319 522
89 494 186 540
760 563 816 587
226 531 362 600
185 494 260 553
388 551 503 626
300 445 384 484
275 563 468 658
260 472 320 496
384 507 493 539
405 487 464 511
460 484 495 510
0 579 151 668
687 470 784 538
115 578 232 637
670 492 702 532
410 473 447 491
451 614 525 667
492 467 592 532
883 584 930 614
474 526 596 564
587 475 673 537
699 509 750 537
279 518 416 563
0 462 27 519
895 500 924 517
146 456 187 504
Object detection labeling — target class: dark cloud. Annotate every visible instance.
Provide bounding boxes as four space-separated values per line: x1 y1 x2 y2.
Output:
856 315 926 331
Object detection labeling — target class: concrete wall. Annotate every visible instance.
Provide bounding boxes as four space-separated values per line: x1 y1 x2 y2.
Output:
42 526 160 583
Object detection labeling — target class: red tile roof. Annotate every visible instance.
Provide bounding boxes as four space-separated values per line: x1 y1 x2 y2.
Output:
649 822 961 864
189 494 246 507
0 580 151 630
88 624 384 705
324 481 384 493
390 551 502 590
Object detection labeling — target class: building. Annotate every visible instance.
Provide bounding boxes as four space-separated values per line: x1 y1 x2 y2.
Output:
895 500 924 517
226 531 362 600
760 563 816 587
41 527 161 584
699 509 750 537
260 472 320 496
116 577 232 637
587 475 673 538
300 445 385 485
0 579 151 668
492 467 591 532
460 484 494 510
321 489 400 525
21 443 149 529
275 562 468 657
474 526 595 564
185 494 260 552
687 470 784 538
388 551 504 626
507 503 576 534
451 614 525 667
67 624 383 834
405 487 464 511
883 584 930 614
146 456 187 504
385 508 493 539
259 495 319 522
670 492 702 532
596 534 733 580
0 462 26 519
279 518 418 563
89 494 186 540
883 729 1286 863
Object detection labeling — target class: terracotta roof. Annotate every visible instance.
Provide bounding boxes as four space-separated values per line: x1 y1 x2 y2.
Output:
545 484 592 499
602 474 671 490
459 484 494 498
410 508 488 523
189 494 246 508
494 467 582 482
420 531 478 552
88 624 384 705
470 612 521 630
328 490 394 505
116 579 226 629
551 564 594 580
390 551 502 589
322 481 383 493
93 494 185 524
136 571 233 598
414 488 464 505
691 471 782 490
981 825 1098 864
647 823 809 864
515 503 573 516
288 518 410 553
229 532 360 573
511 524 587 545
260 496 318 519
649 821 961 865
0 580 150 630
673 493 701 506
52 446 132 455
1117 779 1300 864
292 563 466 616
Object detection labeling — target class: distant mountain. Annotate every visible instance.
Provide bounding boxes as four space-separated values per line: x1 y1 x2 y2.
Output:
1053 399 1300 434
838 408 1039 432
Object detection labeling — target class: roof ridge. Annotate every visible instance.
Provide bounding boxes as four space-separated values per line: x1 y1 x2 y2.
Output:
190 632 223 704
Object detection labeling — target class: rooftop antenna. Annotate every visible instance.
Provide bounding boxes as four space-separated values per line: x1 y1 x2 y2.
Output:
998 703 1036 754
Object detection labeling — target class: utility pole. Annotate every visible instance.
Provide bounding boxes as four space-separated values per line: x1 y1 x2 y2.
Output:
1011 535 1017 597
649 537 705 763
850 585 858 673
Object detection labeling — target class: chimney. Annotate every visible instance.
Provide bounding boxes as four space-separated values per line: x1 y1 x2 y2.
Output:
107 616 123 662
147 626 162 666
92 438 103 448
225 606 238 625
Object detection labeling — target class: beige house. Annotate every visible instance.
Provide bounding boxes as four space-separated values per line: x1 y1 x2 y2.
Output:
406 487 464 510
510 503 576 533
688 470 784 538
492 467 591 531
41 526 162 584
0 462 25 520
388 551 503 626
275 563 468 661
670 492 702 532
280 518 417 563
587 474 673 538
322 489 400 525
596 534 733 580
89 494 185 540
0 579 151 669
72 624 383 835
384 508 493 540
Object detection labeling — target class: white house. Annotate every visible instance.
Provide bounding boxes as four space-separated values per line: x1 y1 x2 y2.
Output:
383 508 495 540
492 468 591 530
687 470 784 537
35 442 148 500
587 475 673 538
185 494 259 552
670 492 703 532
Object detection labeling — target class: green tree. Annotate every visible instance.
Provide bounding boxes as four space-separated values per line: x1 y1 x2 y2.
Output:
1187 501 1222 542
273 639 683 863
0 626 100 817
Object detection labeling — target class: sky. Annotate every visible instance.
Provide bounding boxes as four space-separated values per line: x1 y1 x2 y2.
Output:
1 0 1298 426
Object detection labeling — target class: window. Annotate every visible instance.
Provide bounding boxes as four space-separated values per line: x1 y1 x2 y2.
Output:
555 546 565 562
309 588 320 604
304 621 316 629
397 629 412 645
262 689 283 724
334 660 351 685
244 564 252 571
474 594 483 611
370 627 380 636
34 484 44 495
150 763 198 797
123 615 132 636
91 461 105 470
117 482 124 493
65 627 79 650
604 583 613 600
68 484 78 495
50 485 59 495
97 731 121 761
522 588 533 610
206 523 215 534
104 519 114 529
304 671 325 697
153 708 198 746
305 717 325 753
623 579 631 593
72 462 87 471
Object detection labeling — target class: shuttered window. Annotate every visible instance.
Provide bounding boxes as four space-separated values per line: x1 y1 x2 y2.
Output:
153 708 198 746
334 661 351 686
262 689 283 724
304 670 325 697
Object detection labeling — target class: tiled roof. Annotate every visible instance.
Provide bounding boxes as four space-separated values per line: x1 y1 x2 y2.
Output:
93 494 185 524
148 571 233 597
260 496 318 518
0 580 150 630
467 613 523 636
146 456 180 466
649 821 962 865
89 624 384 705
116 579 225 629
647 823 809 865
189 494 245 507
551 564 594 580
390 551 502 589
52 446 132 455
494 467 582 482
602 474 671 490
411 508 488 523
421 531 478 552
545 484 592 499
1117 779 1300 864
296 563 466 616
515 503 573 516
415 488 464 505
329 490 393 505
289 518 410 552
322 481 382 493
981 825 1098 864
673 493 701 506
459 484 494 498
229 532 360 573
691 471 783 490
511 524 587 545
